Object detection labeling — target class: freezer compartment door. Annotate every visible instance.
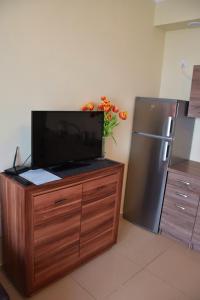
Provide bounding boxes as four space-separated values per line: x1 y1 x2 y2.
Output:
123 133 171 233
133 97 177 137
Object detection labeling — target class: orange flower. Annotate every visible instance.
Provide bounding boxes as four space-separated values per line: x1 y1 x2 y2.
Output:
119 111 128 120
98 103 104 111
112 105 119 113
101 96 110 104
103 104 112 112
82 102 95 111
81 105 88 111
87 103 94 111
101 96 107 101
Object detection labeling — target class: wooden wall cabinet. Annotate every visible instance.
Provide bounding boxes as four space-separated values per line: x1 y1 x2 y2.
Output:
0 161 124 296
188 65 200 118
160 160 200 249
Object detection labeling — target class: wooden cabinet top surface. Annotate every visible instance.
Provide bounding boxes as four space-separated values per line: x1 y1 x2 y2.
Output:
0 159 124 193
168 160 200 179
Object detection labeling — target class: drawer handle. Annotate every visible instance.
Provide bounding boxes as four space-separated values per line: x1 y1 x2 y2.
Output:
54 199 67 205
175 204 186 211
176 192 188 198
178 180 190 186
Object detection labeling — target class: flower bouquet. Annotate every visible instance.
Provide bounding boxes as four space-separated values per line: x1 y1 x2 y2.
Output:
81 96 127 143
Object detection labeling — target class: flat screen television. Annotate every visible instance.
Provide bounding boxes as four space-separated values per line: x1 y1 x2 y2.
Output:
31 111 104 169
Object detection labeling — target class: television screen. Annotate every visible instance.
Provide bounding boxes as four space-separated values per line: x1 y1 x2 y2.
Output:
31 111 104 168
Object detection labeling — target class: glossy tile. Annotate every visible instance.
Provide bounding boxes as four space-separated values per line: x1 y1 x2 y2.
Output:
71 247 143 299
0 271 94 300
107 270 191 300
117 218 153 244
1 219 200 300
147 244 200 300
116 218 174 267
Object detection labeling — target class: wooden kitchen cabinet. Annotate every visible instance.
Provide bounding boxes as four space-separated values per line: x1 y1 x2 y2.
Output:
0 160 124 296
188 65 200 118
160 160 200 249
192 205 200 251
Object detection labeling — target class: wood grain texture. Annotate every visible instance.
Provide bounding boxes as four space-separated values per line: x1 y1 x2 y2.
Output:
80 229 114 258
0 175 27 294
34 241 79 283
0 161 124 296
34 185 82 225
164 185 199 217
188 65 200 118
82 173 119 205
81 195 115 244
160 185 198 244
192 202 200 251
168 160 200 181
162 161 200 250
167 169 200 194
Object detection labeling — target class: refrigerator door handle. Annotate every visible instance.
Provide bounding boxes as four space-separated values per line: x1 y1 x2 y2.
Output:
162 141 170 162
166 116 173 137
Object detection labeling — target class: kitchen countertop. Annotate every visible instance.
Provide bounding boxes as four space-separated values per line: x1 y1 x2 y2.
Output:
168 160 200 178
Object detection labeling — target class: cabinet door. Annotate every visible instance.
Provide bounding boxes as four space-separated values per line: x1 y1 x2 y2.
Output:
192 204 200 251
80 173 120 258
188 65 200 118
33 185 82 286
160 185 198 244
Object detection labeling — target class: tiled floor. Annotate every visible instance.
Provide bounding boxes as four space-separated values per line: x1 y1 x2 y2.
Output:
1 218 200 300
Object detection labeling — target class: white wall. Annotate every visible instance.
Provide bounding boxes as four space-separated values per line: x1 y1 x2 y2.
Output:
154 0 200 26
159 27 200 162
0 0 165 208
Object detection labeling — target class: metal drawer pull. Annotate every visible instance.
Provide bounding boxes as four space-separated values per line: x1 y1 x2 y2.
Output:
175 204 185 211
176 192 188 198
178 180 190 186
54 199 67 205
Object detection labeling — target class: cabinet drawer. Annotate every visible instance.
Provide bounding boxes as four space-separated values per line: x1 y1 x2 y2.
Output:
164 185 199 217
167 172 200 194
81 195 115 243
34 185 82 225
83 173 119 205
80 229 114 258
161 186 198 243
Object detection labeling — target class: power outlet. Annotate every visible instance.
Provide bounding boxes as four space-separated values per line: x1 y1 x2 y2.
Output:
180 59 187 69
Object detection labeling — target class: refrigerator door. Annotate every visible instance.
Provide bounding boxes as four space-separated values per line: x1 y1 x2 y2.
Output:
133 97 177 137
123 133 171 233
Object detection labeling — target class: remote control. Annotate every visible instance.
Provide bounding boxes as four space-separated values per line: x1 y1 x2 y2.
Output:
13 175 32 186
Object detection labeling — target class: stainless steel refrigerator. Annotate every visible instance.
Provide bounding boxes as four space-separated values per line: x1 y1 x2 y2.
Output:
123 97 195 233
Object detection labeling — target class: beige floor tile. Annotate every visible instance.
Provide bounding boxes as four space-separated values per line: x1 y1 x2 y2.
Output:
116 219 174 267
147 244 200 300
107 270 191 300
171 242 200 264
31 276 94 300
118 218 153 244
0 271 94 300
71 247 143 299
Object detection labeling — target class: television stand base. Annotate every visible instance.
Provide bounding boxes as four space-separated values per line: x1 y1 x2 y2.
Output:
48 161 90 172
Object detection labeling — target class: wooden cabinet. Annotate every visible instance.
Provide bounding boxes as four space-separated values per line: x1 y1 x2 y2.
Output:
80 173 119 258
33 185 82 286
160 160 200 249
188 65 200 118
192 205 200 251
0 160 124 296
